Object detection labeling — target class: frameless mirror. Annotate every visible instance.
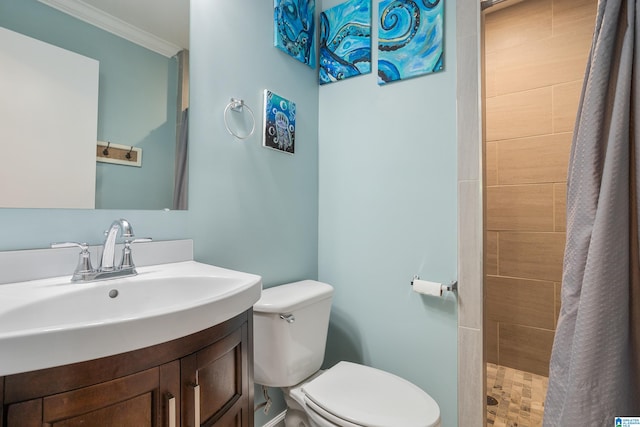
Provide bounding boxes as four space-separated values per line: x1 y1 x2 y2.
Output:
0 0 189 210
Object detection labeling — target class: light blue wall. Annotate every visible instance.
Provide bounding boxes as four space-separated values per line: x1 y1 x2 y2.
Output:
0 3 320 282
188 0 319 285
94 43 178 210
0 208 188 251
0 0 178 210
318 1 459 426
0 0 320 271
188 1 320 423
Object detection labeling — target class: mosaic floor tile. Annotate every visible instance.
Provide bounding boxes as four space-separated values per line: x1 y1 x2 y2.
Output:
486 363 548 427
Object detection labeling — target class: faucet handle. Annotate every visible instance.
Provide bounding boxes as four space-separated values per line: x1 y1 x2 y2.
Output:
130 238 153 244
51 242 94 280
51 241 89 251
120 238 152 270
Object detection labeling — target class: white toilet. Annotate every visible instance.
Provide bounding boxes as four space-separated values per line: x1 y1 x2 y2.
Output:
253 280 441 427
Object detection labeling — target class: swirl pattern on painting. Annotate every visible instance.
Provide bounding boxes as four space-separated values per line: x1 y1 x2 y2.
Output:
378 0 443 84
319 0 371 85
274 0 316 68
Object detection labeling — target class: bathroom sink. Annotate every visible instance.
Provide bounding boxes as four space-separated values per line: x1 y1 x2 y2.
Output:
0 261 262 376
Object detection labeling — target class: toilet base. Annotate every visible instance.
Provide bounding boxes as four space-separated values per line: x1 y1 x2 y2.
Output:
282 392 310 427
281 371 330 427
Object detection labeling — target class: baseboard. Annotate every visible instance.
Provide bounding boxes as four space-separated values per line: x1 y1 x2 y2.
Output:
262 409 287 427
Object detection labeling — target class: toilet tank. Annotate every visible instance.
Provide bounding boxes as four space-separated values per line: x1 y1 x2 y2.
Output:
253 280 333 387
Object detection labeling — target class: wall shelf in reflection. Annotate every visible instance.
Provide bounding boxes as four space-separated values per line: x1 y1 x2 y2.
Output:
96 141 142 167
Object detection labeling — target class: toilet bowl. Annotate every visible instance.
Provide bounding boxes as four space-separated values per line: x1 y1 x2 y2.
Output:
253 280 441 427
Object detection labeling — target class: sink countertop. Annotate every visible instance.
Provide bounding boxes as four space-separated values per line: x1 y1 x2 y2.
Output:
0 259 262 376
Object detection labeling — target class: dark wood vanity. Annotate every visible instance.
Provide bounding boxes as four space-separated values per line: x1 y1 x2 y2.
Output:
0 310 254 427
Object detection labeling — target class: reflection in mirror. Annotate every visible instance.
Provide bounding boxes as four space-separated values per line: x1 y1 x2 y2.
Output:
0 0 189 210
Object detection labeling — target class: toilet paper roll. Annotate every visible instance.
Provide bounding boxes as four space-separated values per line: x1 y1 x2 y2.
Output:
412 279 442 297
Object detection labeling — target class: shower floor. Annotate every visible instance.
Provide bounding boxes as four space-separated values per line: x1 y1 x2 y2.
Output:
486 363 548 427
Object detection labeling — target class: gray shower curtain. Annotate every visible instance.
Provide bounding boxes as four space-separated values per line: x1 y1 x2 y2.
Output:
544 0 640 424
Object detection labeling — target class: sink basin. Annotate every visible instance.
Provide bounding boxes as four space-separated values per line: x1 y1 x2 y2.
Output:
0 261 262 376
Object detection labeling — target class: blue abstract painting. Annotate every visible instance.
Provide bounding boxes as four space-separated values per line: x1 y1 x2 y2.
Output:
263 90 296 154
274 0 316 68
378 0 444 85
319 0 371 85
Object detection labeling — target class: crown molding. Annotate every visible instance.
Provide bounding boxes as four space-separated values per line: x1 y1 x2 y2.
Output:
38 0 181 57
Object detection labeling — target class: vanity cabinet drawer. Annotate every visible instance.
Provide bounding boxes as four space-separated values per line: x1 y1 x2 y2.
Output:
42 367 161 425
5 365 177 427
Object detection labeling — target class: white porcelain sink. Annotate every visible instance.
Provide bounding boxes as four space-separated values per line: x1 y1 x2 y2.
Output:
0 260 262 376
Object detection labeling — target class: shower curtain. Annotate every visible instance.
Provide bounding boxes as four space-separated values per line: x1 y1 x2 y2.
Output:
173 107 188 210
544 0 640 424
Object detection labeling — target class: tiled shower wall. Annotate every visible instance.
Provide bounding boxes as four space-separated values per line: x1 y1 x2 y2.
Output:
483 0 596 376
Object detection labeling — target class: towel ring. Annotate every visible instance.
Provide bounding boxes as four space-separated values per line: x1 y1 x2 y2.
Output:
223 98 256 140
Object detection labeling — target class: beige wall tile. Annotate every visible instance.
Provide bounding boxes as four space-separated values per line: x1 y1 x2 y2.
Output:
486 184 554 231
486 142 498 186
485 231 498 276
553 80 583 133
553 0 598 37
484 59 497 99
498 232 566 281
486 87 552 141
554 183 567 231
485 318 499 364
499 323 555 376
497 133 571 184
487 30 592 95
482 0 596 385
547 30 592 83
486 276 556 329
484 0 552 53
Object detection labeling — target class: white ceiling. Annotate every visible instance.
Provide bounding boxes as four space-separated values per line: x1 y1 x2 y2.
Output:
80 0 189 49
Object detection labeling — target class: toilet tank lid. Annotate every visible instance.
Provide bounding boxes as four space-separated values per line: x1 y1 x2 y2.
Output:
254 280 333 313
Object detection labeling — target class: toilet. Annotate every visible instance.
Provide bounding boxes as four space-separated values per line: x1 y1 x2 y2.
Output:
253 280 441 427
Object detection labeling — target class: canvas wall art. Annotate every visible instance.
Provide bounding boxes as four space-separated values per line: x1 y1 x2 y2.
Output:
263 90 296 154
319 0 371 85
274 0 316 68
378 0 444 85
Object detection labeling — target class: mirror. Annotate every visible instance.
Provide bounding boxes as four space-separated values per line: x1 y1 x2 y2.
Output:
0 0 189 210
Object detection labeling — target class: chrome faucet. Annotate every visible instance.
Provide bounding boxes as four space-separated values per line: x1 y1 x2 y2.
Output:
51 218 151 282
100 218 134 271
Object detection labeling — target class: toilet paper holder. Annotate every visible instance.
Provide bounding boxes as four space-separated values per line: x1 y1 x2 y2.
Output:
411 275 458 293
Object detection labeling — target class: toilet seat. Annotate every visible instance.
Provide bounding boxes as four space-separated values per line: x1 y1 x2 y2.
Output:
304 398 362 427
301 361 441 427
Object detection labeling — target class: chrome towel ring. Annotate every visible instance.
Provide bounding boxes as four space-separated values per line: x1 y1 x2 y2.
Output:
223 98 256 140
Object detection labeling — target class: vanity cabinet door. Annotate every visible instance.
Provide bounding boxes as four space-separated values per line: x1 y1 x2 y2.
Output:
181 321 251 427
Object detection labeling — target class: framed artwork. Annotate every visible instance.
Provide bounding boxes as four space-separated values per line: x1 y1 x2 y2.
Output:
319 0 371 85
378 0 444 85
274 0 316 68
263 90 296 154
